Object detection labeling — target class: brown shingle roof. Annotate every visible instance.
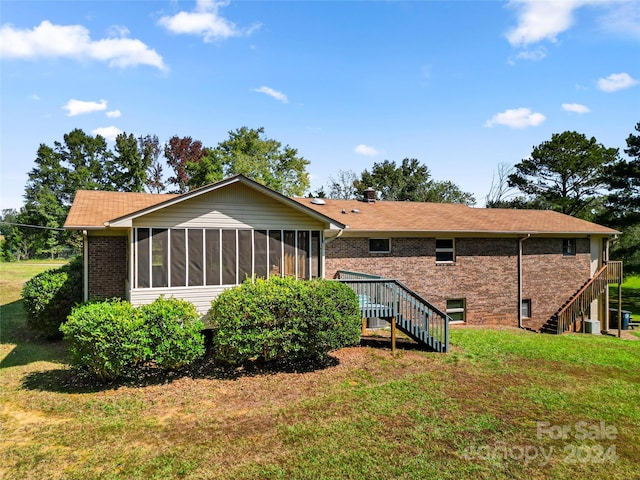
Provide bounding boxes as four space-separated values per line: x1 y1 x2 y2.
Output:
64 188 619 236
292 198 619 235
64 190 177 229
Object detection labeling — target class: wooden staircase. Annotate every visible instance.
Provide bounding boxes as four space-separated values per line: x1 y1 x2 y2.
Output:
336 270 449 352
541 261 623 334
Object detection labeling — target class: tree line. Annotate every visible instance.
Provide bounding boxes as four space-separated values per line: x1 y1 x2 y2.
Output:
1 123 638 273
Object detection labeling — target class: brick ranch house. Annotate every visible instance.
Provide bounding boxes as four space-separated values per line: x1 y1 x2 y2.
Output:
64 174 621 338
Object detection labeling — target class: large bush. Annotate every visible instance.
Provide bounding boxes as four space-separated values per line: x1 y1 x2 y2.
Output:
209 277 361 364
139 297 205 369
61 297 206 380
61 299 150 381
22 258 83 338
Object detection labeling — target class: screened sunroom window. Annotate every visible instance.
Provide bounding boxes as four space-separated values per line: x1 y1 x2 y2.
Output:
135 228 321 288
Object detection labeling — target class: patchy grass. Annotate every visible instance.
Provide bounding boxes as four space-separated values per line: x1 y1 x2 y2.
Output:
1 263 639 479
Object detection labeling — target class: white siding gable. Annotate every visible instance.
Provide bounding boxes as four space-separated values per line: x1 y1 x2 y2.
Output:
133 183 324 230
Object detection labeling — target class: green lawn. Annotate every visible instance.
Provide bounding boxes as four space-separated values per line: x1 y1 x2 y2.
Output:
610 275 640 318
1 263 639 479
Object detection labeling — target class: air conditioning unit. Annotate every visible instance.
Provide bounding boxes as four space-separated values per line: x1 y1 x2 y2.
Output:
583 319 600 335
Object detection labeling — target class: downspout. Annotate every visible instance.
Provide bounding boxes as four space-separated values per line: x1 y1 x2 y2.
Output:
322 228 345 279
518 234 531 329
82 230 89 303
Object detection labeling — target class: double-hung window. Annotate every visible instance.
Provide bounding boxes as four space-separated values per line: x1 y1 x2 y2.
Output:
446 299 465 322
436 238 455 263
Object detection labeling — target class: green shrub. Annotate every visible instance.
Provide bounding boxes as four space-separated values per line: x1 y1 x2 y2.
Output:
209 277 361 364
139 297 205 369
61 299 150 381
22 257 83 338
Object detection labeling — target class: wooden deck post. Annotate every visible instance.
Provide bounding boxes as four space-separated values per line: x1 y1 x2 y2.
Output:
618 283 622 338
391 316 396 354
362 317 367 336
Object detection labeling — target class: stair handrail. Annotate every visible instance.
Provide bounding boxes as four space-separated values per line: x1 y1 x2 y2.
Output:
554 261 622 333
335 270 449 352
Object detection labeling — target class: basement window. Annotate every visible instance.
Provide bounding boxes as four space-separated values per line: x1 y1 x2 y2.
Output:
369 238 390 253
436 238 455 263
446 299 466 323
562 239 576 256
521 299 532 319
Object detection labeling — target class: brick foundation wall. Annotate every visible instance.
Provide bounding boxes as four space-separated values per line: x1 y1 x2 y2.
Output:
88 235 128 300
325 236 592 330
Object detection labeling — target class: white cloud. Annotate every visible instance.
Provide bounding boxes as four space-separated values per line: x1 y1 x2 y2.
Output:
63 99 107 116
30 93 40 101
598 1 640 40
0 20 167 71
253 86 288 103
597 72 639 92
158 0 260 42
354 144 380 156
92 126 122 141
506 0 581 47
516 47 547 61
562 103 591 113
484 108 546 129
106 109 121 118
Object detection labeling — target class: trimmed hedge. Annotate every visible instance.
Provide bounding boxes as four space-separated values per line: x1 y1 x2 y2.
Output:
209 276 361 364
139 297 205 369
61 299 150 381
22 257 83 338
61 297 205 381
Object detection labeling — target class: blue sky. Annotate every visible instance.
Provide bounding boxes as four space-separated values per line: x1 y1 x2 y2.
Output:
1 0 638 210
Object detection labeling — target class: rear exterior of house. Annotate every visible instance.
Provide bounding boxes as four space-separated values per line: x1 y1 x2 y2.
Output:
65 175 621 335
66 177 343 314
322 235 596 331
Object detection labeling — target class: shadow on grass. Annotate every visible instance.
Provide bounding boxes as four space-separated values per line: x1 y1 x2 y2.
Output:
0 299 69 369
21 351 341 394
21 334 430 394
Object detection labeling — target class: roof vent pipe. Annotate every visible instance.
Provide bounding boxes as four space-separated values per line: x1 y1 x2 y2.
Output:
363 187 376 203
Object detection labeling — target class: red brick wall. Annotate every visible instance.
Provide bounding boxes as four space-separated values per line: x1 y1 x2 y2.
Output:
325 236 591 330
88 235 128 300
522 237 591 330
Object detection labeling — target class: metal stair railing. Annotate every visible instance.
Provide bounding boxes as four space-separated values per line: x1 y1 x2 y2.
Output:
335 270 449 352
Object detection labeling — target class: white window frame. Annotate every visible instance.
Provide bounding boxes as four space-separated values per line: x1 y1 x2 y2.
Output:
446 298 465 323
436 238 455 263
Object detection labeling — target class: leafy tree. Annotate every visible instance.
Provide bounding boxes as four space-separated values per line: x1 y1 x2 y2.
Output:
354 159 430 201
185 148 223 190
19 129 153 258
139 134 166 193
353 158 475 205
110 133 151 192
213 127 311 196
599 122 640 274
1 209 29 261
164 136 208 193
425 180 476 205
508 131 619 219
601 122 640 228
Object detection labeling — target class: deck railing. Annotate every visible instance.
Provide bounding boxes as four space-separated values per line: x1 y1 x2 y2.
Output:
554 261 623 334
335 270 449 352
